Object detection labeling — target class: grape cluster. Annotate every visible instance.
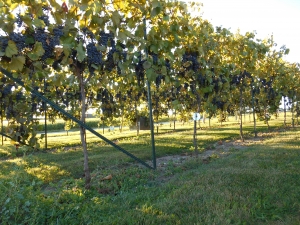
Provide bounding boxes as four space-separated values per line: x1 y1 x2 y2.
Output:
38 15 50 26
182 52 199 71
230 74 242 85
99 31 114 47
212 77 226 93
105 48 116 72
53 26 64 38
242 70 251 78
121 51 127 61
87 42 102 65
196 73 206 87
152 54 158 65
82 27 95 39
1 84 13 98
134 53 145 86
34 28 55 60
212 98 225 110
15 92 24 101
10 32 26 51
16 14 23 28
165 59 171 71
155 74 164 88
42 6 51 11
0 36 9 52
97 88 115 117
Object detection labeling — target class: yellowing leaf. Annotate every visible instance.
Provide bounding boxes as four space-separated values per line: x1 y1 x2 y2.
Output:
9 56 25 71
114 0 128 10
9 3 19 11
5 40 18 57
54 47 64 59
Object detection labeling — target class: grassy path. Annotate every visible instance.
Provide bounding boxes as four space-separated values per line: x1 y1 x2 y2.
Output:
0 114 300 224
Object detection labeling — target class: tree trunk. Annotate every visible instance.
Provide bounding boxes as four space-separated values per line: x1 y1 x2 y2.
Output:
264 106 270 130
1 102 3 145
244 106 246 124
79 72 91 189
251 88 257 137
120 114 123 133
173 110 176 131
239 87 244 141
135 102 139 137
102 120 105 134
284 96 287 127
291 97 295 128
297 101 299 125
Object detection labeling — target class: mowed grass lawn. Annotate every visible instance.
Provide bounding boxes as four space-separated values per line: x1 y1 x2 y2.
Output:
0 113 300 224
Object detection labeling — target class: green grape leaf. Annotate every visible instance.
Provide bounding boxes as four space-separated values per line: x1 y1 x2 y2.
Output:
151 7 161 18
28 42 45 60
161 66 167 75
9 56 25 71
5 40 18 57
76 41 86 62
118 30 127 42
152 0 161 9
146 68 155 82
143 61 152 69
32 18 45 28
112 11 121 27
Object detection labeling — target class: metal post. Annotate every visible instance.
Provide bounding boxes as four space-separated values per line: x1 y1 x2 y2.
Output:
144 18 156 169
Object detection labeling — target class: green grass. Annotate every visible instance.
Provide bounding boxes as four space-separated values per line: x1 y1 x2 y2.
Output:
0 113 300 224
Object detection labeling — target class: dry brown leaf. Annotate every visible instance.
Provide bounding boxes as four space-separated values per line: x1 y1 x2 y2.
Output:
101 174 112 181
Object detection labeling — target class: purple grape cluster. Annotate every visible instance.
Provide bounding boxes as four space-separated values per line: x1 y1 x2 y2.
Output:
86 42 102 65
10 32 26 51
38 15 50 26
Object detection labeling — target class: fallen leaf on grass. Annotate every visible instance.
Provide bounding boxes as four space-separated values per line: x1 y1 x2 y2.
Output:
100 174 112 181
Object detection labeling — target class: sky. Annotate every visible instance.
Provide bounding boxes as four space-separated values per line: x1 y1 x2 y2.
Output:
191 0 300 64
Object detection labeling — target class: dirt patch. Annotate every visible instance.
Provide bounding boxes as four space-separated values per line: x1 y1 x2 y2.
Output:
149 137 263 170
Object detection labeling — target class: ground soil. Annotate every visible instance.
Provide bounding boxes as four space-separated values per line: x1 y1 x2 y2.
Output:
150 135 269 170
